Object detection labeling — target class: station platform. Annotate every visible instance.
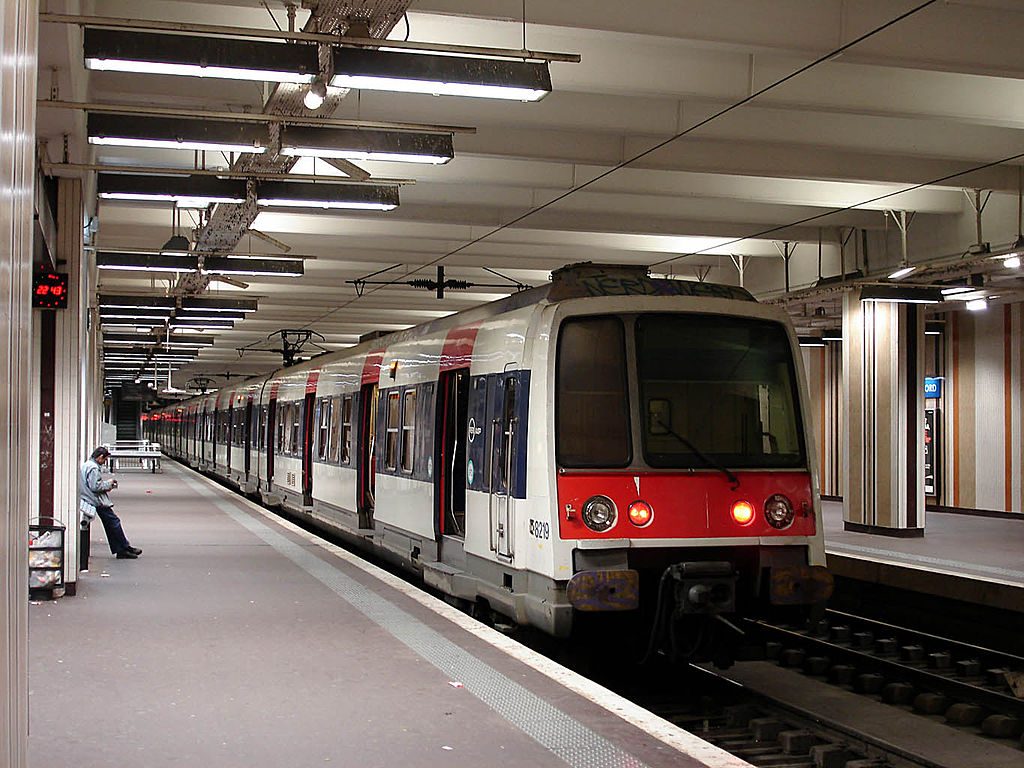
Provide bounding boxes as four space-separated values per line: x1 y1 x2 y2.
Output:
28 462 749 768
822 501 1024 614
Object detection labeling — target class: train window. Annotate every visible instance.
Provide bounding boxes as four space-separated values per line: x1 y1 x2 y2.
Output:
635 314 806 469
317 398 332 461
384 391 400 470
290 402 301 456
276 403 288 454
556 316 631 467
340 395 353 465
401 389 416 473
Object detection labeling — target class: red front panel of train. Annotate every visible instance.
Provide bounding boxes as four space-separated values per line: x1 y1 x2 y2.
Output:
556 471 816 540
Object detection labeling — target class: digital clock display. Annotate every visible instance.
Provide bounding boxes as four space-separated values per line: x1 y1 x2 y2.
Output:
32 271 69 309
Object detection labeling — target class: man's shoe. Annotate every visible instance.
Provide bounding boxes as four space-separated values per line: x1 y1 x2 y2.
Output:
127 546 142 556
116 550 138 559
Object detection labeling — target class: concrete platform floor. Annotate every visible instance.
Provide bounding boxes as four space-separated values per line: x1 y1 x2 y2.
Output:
28 463 747 768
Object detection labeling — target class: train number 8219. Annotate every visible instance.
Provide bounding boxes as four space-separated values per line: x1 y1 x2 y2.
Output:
528 519 550 539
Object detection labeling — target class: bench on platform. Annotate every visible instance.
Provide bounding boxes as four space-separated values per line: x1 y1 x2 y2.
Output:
105 440 162 473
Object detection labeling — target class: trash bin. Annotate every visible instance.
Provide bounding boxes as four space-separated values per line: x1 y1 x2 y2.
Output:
29 521 65 598
80 521 91 572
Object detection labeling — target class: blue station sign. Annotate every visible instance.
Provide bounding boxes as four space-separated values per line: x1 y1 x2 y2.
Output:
924 377 943 399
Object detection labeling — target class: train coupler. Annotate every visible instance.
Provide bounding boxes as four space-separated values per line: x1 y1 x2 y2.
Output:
669 561 736 617
768 565 833 606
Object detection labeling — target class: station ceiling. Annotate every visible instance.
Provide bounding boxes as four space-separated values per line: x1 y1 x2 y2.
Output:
35 0 1024 390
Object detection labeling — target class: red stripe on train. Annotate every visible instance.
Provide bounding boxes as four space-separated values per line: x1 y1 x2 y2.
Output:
441 324 480 371
556 471 816 540
362 349 385 385
305 370 320 394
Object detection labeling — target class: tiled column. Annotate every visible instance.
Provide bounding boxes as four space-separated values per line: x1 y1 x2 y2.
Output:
0 0 38 765
843 289 926 536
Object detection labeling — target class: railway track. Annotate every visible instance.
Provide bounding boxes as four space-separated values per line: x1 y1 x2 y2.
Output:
748 609 1024 743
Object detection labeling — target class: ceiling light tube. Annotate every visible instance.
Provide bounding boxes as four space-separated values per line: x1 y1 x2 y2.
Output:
256 180 399 211
175 311 247 322
966 298 987 311
860 285 941 304
98 294 176 311
169 319 235 330
925 321 944 336
84 28 319 84
97 174 248 207
179 297 257 312
203 256 304 277
940 285 972 296
1004 256 1021 269
103 333 214 346
97 251 199 273
89 113 267 155
330 47 551 101
887 265 916 280
821 329 843 342
280 125 454 164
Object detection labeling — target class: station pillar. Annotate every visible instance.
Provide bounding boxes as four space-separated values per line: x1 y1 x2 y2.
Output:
1 1 38 765
842 289 926 536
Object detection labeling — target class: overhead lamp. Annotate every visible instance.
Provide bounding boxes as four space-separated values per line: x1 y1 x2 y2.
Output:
1004 256 1021 269
860 285 941 304
798 336 826 347
169 318 235 330
280 125 454 164
103 337 213 349
98 295 176 311
179 297 257 313
99 308 173 321
97 251 197 272
966 298 987 312
176 309 247 321
303 77 328 110
88 113 267 155
256 180 399 211
887 265 916 280
84 28 319 84
203 256 304 277
925 321 944 336
97 174 248 208
940 285 972 296
821 329 843 342
330 47 551 101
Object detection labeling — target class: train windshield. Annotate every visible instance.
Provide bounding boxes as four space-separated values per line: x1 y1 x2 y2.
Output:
635 314 805 469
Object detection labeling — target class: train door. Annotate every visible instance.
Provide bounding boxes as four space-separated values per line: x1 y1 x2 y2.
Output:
437 369 470 538
226 406 233 473
266 397 277 490
357 383 379 529
488 374 519 561
301 392 315 507
243 396 253 480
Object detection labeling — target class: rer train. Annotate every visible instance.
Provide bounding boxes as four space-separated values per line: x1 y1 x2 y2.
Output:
147 263 832 665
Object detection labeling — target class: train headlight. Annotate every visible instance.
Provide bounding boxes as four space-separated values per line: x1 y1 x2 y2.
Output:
730 500 755 526
627 500 653 527
582 495 617 532
764 494 795 529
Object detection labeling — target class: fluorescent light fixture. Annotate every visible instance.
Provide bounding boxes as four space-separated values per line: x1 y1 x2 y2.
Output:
97 174 248 207
887 265 916 280
925 321 944 336
104 333 214 346
821 329 843 342
1004 255 1021 269
98 295 176 311
966 298 987 311
256 180 399 211
860 285 941 304
84 28 318 84
99 309 173 321
169 319 235 330
798 336 826 347
280 125 454 164
940 285 972 296
330 47 551 101
175 311 246 321
97 251 198 273
88 113 267 155
179 297 257 313
203 256 304 277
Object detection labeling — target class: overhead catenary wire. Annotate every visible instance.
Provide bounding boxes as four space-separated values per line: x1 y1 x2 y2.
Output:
301 0 943 329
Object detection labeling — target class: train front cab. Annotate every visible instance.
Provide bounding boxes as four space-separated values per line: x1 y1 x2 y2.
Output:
549 298 833 663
